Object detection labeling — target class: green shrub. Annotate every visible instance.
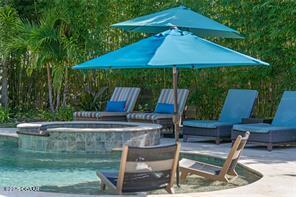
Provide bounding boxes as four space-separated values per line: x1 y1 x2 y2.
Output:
53 106 74 121
137 103 150 112
0 107 10 123
11 107 74 122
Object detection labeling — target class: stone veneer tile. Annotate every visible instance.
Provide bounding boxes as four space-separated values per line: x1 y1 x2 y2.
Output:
85 137 96 152
30 136 37 150
104 132 116 142
95 133 105 142
57 140 67 152
85 134 96 143
75 133 86 142
18 122 161 153
104 142 114 151
68 133 76 141
122 132 131 141
95 141 105 152
46 140 54 151
76 141 86 152
67 140 76 152
36 138 43 151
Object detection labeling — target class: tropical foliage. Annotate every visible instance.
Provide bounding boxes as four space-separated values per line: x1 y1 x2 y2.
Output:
0 0 295 123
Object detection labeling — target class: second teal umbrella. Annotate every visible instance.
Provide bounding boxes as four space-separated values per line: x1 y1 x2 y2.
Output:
112 5 243 38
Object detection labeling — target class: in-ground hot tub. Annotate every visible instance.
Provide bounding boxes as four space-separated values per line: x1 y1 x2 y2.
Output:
17 121 162 153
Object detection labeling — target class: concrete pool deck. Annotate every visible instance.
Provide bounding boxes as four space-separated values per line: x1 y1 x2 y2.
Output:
0 128 295 197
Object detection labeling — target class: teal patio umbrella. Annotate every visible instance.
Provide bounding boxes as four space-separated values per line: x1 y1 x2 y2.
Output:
112 5 243 38
73 28 269 141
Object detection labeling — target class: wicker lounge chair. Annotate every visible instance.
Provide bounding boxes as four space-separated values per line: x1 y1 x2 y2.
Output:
232 91 296 151
74 87 140 121
180 132 249 182
97 143 180 194
127 89 189 133
183 89 257 144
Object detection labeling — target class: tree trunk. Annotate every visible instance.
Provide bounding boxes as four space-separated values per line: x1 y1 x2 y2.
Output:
55 88 60 111
1 58 9 108
62 67 68 107
46 64 54 112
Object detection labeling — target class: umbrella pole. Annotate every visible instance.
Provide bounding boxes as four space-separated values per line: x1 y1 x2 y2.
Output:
173 66 180 187
173 66 179 142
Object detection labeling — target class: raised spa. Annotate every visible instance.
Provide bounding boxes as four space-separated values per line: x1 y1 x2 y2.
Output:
17 121 161 153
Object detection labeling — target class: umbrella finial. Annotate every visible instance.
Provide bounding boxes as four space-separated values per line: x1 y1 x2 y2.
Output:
168 26 186 36
170 25 178 30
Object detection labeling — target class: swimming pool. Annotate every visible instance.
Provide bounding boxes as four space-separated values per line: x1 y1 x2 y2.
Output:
0 137 261 195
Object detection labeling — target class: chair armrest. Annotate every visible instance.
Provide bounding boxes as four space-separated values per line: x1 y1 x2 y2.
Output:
112 147 123 152
241 118 273 124
130 111 154 113
262 118 273 124
96 171 117 191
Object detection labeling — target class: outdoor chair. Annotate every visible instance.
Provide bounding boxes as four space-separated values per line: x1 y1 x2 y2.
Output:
183 89 257 144
180 132 249 182
127 89 189 133
232 91 296 151
97 143 180 194
73 87 140 121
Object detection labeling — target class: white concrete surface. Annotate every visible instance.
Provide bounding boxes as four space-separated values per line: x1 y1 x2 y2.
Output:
155 138 296 197
0 128 17 138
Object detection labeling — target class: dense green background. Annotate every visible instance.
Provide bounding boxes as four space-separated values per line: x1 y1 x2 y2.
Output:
0 0 295 122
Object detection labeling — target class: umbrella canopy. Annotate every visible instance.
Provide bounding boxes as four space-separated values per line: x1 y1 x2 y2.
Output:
73 28 269 143
112 5 243 39
73 29 268 70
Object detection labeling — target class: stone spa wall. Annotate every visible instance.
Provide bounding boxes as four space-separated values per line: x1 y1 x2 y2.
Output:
17 121 162 153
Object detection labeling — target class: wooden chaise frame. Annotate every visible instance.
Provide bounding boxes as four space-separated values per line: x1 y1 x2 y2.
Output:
180 132 249 182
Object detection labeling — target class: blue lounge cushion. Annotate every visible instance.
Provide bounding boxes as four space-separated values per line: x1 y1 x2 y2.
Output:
233 123 290 133
219 89 258 123
233 91 296 134
155 103 174 114
271 91 296 127
105 101 126 112
183 120 234 129
100 171 118 186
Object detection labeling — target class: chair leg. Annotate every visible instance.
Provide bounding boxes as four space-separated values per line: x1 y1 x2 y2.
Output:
215 137 221 145
231 140 235 147
165 186 175 194
218 175 230 182
180 170 189 183
183 135 188 142
100 182 106 191
223 176 230 182
267 143 273 151
228 169 238 177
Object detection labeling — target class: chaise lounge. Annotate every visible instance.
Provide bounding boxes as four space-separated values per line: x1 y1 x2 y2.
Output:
97 143 180 194
127 89 189 133
180 132 249 182
183 89 258 144
232 91 296 151
74 87 140 121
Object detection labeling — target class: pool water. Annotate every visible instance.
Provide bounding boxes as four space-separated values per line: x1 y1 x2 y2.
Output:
0 138 261 195
0 140 120 195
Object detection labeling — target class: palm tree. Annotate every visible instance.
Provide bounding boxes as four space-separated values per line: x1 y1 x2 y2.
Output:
0 6 22 108
20 9 69 112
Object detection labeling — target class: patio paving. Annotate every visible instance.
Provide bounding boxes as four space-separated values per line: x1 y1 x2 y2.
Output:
158 138 296 197
0 128 17 138
0 128 295 197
